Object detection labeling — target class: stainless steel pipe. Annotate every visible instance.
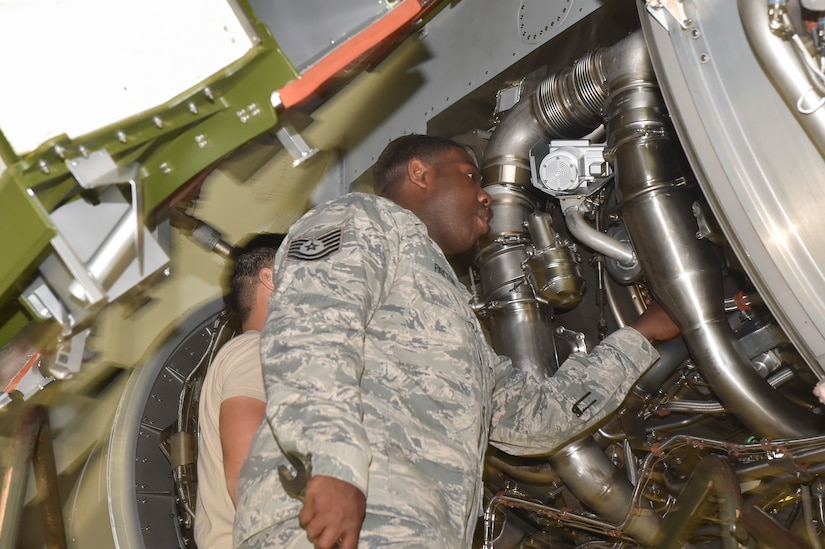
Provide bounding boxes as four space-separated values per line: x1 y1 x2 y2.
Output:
478 32 664 545
604 31 821 437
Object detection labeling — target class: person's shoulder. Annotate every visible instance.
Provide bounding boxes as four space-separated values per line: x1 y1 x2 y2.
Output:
308 192 400 218
294 193 410 236
213 330 260 363
203 331 260 388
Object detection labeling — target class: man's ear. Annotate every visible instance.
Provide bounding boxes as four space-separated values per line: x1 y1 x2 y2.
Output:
258 267 275 291
407 158 429 191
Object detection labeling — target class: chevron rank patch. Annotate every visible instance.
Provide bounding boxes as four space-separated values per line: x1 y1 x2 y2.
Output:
286 228 343 261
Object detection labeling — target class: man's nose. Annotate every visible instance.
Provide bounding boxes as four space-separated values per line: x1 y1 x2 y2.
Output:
479 189 492 207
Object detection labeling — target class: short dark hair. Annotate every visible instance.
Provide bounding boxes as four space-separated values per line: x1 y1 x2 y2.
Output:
372 134 467 197
229 233 285 323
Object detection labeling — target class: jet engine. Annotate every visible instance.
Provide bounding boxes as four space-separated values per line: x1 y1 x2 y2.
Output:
3 0 825 548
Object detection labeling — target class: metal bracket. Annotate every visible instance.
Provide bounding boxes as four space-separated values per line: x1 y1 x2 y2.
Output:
22 277 72 325
646 0 691 31
271 114 319 168
48 328 91 380
556 325 587 354
66 150 145 275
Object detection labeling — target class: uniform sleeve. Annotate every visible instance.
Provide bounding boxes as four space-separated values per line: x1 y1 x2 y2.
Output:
259 200 396 494
489 326 659 456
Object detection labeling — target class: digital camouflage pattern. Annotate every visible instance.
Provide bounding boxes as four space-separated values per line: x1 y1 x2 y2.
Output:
234 193 659 549
240 512 436 548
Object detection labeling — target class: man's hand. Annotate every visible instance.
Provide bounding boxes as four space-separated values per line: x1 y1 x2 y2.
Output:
299 475 366 549
630 302 680 343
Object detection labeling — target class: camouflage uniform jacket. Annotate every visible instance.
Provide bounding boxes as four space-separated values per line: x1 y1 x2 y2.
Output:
234 193 659 548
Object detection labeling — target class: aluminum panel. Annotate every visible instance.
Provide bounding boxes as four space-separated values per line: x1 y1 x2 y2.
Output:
642 0 825 372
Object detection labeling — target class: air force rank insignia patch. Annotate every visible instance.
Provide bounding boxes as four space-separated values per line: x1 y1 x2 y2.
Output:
287 228 343 261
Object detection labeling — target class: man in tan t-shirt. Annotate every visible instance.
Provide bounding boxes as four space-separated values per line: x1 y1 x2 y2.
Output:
196 233 285 549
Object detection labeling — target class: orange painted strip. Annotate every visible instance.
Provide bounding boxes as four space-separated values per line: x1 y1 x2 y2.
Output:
278 0 425 108
3 351 40 393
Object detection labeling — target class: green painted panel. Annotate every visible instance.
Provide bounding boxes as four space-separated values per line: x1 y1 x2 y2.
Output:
0 170 54 306
140 48 295 212
0 306 31 349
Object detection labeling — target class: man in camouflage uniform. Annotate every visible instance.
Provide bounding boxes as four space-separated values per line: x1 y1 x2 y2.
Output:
234 135 678 549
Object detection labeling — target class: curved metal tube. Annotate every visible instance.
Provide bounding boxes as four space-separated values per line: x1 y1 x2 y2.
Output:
549 438 662 546
481 99 550 188
483 492 636 549
740 504 814 549
658 455 742 549
739 0 825 158
660 362 806 413
481 48 607 188
603 31 821 438
562 201 635 265
0 405 67 549
479 24 825 545
478 32 663 545
634 338 689 392
485 450 561 486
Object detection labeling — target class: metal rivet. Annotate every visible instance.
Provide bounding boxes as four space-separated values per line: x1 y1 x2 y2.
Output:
153 116 164 129
54 145 66 159
79 146 89 158
237 109 249 123
691 28 700 39
116 131 127 143
159 162 171 174
188 102 198 115
38 159 50 174
195 134 208 148
699 52 709 63
247 103 260 116
204 87 214 101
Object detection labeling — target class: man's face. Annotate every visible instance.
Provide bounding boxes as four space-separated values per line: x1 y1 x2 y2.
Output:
422 148 492 255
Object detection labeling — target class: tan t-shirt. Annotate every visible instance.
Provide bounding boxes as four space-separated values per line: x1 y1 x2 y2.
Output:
195 330 265 549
